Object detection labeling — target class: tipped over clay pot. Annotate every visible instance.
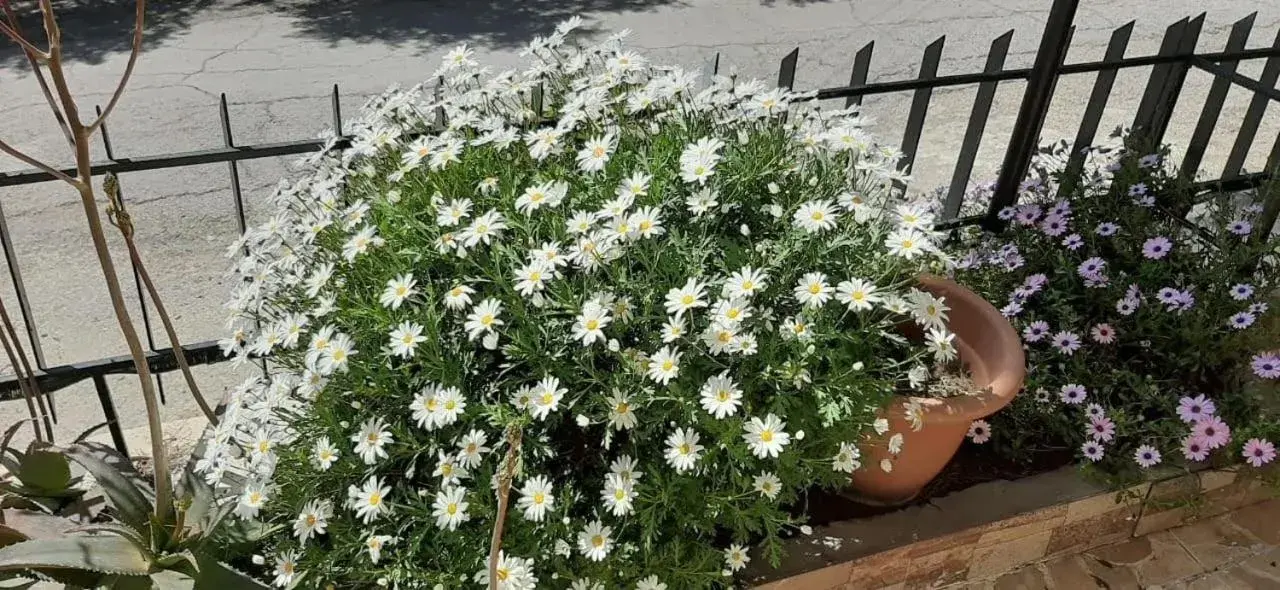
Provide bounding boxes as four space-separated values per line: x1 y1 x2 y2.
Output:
847 275 1026 505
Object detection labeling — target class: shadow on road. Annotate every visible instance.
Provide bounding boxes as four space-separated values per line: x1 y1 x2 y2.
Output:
0 0 215 68
243 0 689 49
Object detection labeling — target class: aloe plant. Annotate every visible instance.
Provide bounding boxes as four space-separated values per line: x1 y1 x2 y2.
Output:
0 441 270 589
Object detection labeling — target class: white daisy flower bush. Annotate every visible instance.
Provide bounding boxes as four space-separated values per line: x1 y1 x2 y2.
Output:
202 20 952 588
953 140 1279 480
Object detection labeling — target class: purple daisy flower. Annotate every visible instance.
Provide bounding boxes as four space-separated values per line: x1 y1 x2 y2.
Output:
1085 403 1105 419
1014 204 1043 226
1183 436 1210 462
1229 283 1254 301
1172 290 1196 312
1023 320 1051 342
1116 297 1139 316
998 243 1020 257
1139 154 1161 168
1177 395 1215 423
1193 416 1231 450
1087 416 1116 442
1141 236 1173 259
1001 301 1024 317
1081 440 1105 462
1156 287 1179 305
1090 323 1117 344
1059 383 1087 404
1062 233 1084 250
1024 273 1048 290
1228 312 1256 330
1134 445 1162 468
1096 222 1119 237
1125 284 1142 300
997 206 1016 221
1128 183 1148 197
1243 439 1276 468
1227 220 1252 236
1052 331 1082 355
1252 353 1280 379
1040 214 1069 237
1249 302 1269 315
1049 200 1072 217
1003 254 1026 271
1077 257 1106 279
1135 195 1156 207
1084 274 1111 289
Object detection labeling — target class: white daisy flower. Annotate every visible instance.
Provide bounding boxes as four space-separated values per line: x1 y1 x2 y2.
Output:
896 203 934 229
235 480 269 520
272 550 300 588
351 417 393 465
572 300 612 346
443 284 475 311
606 390 637 431
464 298 504 341
885 228 929 258
725 266 768 299
679 153 718 184
410 385 442 431
364 534 394 564
833 442 861 473
753 471 781 500
457 429 490 469
525 127 564 161
316 332 356 375
516 180 568 215
341 225 384 262
724 544 750 572
514 259 555 297
435 197 472 227
685 187 719 215
388 321 426 359
664 278 708 318
459 209 507 248
664 427 704 473
780 316 812 341
611 454 643 483
793 199 840 233
793 272 833 308
312 436 339 470
836 278 880 312
577 133 616 173
433 450 468 486
743 414 791 459
293 499 332 546
628 206 664 239
530 241 569 268
711 298 752 326
353 476 391 523
601 473 635 516
646 346 682 385
926 328 957 363
530 376 566 421
660 317 686 343
432 486 470 531
517 475 555 522
577 520 614 562
566 210 598 235
435 386 466 426
618 171 650 199
699 373 743 419
701 321 739 355
636 575 667 590
909 289 949 331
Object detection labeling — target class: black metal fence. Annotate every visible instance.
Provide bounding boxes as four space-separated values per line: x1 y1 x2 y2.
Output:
2 0 1279 455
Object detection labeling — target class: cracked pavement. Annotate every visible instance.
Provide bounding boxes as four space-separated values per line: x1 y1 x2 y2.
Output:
1 0 1279 449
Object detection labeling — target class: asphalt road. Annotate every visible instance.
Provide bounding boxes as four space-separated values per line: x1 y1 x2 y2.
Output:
1 0 1278 450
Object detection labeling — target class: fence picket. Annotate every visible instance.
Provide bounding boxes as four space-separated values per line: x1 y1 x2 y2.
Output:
1181 14 1255 176
943 31 1013 220
845 42 874 108
900 37 945 176
1223 27 1280 178
1132 18 1189 137
1059 22 1135 198
778 48 799 91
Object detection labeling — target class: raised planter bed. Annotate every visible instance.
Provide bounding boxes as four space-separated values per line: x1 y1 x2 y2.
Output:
748 466 1276 588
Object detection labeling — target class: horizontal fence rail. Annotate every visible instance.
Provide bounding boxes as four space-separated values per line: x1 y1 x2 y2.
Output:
2 0 1280 456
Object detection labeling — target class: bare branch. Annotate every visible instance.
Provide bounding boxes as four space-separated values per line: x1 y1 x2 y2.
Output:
487 425 523 590
0 19 46 59
0 0 73 147
0 137 79 186
85 0 146 134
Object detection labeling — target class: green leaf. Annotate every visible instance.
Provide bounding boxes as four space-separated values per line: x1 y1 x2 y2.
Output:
0 536 153 575
0 578 37 589
153 550 199 576
0 509 72 540
151 569 196 590
65 523 150 555
15 451 70 493
174 468 217 538
0 422 30 456
192 554 269 590
59 444 153 533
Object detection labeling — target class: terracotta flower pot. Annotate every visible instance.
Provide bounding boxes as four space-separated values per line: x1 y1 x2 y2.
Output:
847 275 1026 505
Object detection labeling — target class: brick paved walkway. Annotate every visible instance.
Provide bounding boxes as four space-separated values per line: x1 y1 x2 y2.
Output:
953 499 1280 589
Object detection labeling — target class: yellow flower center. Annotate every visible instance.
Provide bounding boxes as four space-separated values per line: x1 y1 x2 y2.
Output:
761 430 774 443
258 441 270 453
540 393 554 405
808 283 821 294
314 338 329 350
444 400 457 411
451 287 463 297
586 319 599 331
497 569 510 581
681 295 694 305
466 443 477 454
616 402 629 414
427 398 439 411
901 239 915 249
726 308 741 319
248 492 262 504
476 224 489 234
639 220 652 231
368 493 381 506
662 360 674 371
679 443 691 455
367 433 379 444
592 535 605 548
480 314 494 326
592 146 606 158
305 515 317 526
811 211 824 221
446 503 458 515
533 492 545 504
331 350 346 362
441 464 453 476
717 331 732 344
395 286 408 296
717 391 729 402
402 335 415 345
614 489 626 500
417 147 430 157
530 192 544 202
